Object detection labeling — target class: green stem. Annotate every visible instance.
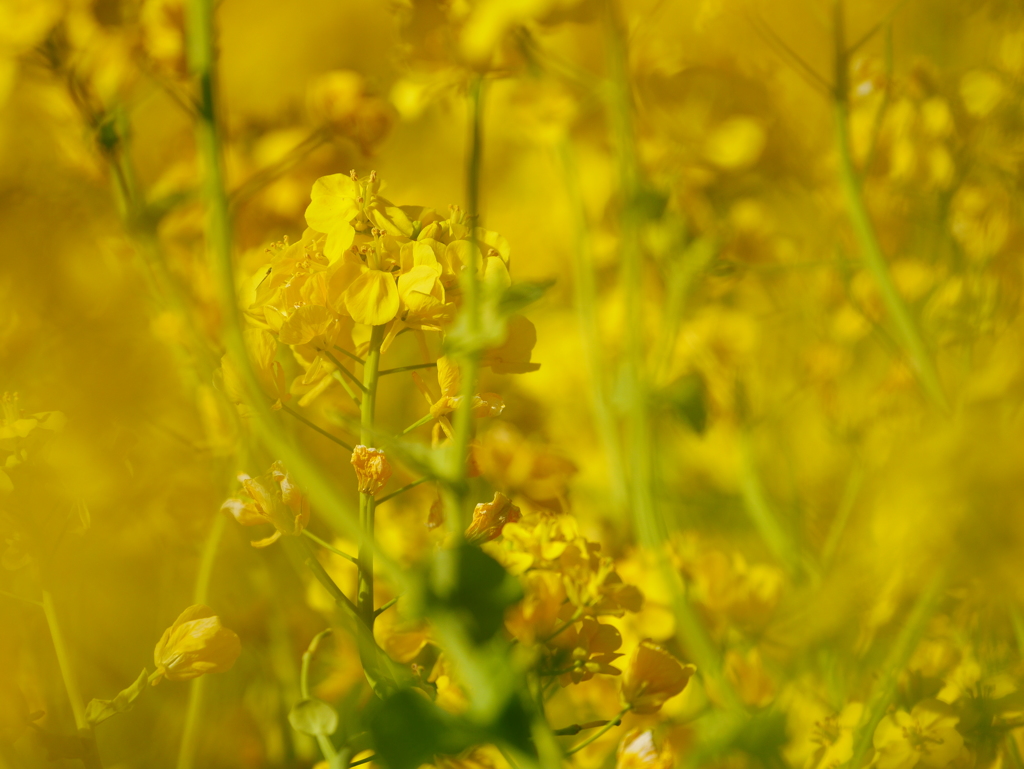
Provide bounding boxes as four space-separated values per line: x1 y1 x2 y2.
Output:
299 630 343 769
183 0 407 595
832 1 948 412
446 74 486 536
400 413 433 436
553 720 611 737
358 325 385 628
820 462 864 568
333 346 365 365
846 575 946 769
282 405 354 451
176 502 228 769
301 537 360 621
564 706 630 756
375 477 428 505
373 596 399 618
738 431 802 575
556 140 628 513
378 362 437 376
604 2 739 711
325 350 369 393
302 530 358 564
41 590 89 733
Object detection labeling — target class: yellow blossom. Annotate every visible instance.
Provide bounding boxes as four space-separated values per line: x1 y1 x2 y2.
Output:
873 700 964 769
616 729 676 769
221 462 310 547
621 640 696 714
465 491 521 544
151 605 241 684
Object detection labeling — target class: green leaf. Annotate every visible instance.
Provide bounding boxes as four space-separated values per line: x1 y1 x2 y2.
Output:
288 698 339 736
85 668 149 727
419 545 524 646
497 280 554 317
367 689 480 769
662 373 708 433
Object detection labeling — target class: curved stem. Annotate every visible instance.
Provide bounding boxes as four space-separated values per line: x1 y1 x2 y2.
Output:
375 477 428 505
303 529 358 564
299 630 343 769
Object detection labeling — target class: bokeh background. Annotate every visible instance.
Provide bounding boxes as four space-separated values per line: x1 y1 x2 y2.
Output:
4 0 1024 768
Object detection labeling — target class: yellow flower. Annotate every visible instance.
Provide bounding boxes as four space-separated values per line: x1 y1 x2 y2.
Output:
616 729 676 769
344 266 400 326
873 700 964 769
304 171 378 260
221 462 310 547
807 702 863 769
151 605 241 684
621 640 696 714
549 616 623 685
465 492 522 544
350 445 392 495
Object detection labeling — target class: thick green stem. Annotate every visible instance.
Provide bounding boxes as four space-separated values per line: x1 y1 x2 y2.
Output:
358 324 384 628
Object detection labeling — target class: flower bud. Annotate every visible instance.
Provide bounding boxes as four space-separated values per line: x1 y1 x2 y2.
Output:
351 445 392 494
621 640 696 714
221 461 310 547
465 492 521 544
152 605 241 685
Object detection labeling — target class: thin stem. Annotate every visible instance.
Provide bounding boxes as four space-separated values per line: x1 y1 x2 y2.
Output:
358 325 385 628
42 589 103 767
282 405 355 451
832 0 948 412
41 590 89 733
373 596 399 618
333 346 365 365
303 529 359 565
540 608 584 643
400 412 433 436
738 431 802 575
557 140 628 513
176 513 227 769
604 1 740 711
301 537 360 620
375 476 429 505
821 462 865 568
0 588 41 606
553 720 612 737
564 706 630 756
444 74 486 537
378 362 437 376
324 350 369 393
299 630 343 769
349 756 376 768
846 575 946 769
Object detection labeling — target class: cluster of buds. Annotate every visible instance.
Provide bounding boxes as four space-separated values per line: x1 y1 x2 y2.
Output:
221 462 310 547
351 445 393 495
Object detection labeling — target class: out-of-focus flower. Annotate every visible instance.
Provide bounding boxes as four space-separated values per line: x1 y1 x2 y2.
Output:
351 445 392 495
474 423 576 512
465 491 521 544
307 70 395 153
616 729 676 769
621 640 696 714
806 702 863 769
221 461 310 547
873 700 964 769
151 605 241 684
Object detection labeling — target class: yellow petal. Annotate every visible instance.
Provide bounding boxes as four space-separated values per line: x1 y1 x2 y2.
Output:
344 269 399 326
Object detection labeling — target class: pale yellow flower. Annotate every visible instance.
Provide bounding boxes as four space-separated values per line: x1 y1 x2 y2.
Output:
152 605 241 684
